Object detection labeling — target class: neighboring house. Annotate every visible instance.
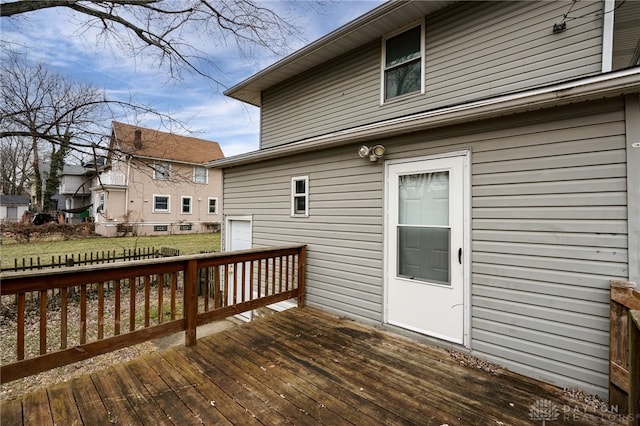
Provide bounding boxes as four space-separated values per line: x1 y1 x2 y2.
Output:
210 1 640 398
0 195 30 222
58 164 96 223
92 122 224 236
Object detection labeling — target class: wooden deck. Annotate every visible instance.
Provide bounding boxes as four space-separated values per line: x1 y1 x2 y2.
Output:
1 307 623 425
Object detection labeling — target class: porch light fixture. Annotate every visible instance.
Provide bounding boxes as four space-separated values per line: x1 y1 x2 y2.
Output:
358 144 386 162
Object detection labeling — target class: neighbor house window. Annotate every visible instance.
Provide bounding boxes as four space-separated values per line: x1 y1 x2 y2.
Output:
181 196 192 214
208 197 218 214
154 225 168 232
291 176 309 217
382 23 424 101
194 167 207 184
154 161 171 180
153 195 170 212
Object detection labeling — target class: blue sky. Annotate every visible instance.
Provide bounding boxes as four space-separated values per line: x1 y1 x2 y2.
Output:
1 1 384 158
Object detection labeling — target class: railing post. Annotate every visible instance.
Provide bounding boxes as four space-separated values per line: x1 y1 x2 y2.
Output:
630 310 640 426
297 246 307 308
185 259 198 347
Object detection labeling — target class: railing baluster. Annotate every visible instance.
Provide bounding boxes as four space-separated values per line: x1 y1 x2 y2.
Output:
185 260 198 346
144 275 151 328
61 287 68 349
241 261 246 303
115 279 121 335
129 277 136 332
257 259 262 299
171 273 177 320
80 284 87 344
278 256 283 293
98 282 104 340
249 261 255 301
158 273 165 324
285 255 290 291
213 266 220 309
224 264 230 307
39 290 47 355
17 294 25 360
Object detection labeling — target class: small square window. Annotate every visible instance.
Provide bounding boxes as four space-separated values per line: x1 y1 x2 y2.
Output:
153 195 170 212
208 198 218 214
154 161 170 180
291 176 309 217
194 167 207 184
181 196 192 214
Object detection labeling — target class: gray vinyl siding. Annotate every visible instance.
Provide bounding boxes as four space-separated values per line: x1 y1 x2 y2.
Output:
223 97 627 397
224 146 385 322
260 1 603 149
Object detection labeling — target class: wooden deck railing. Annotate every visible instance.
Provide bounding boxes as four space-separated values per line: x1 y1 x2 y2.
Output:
609 279 640 418
0 245 306 383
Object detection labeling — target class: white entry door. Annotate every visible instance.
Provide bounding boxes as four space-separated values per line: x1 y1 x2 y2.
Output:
386 153 468 344
225 217 252 320
227 218 252 251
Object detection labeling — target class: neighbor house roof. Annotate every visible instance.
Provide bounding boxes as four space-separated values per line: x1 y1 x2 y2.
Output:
0 195 30 206
111 121 225 165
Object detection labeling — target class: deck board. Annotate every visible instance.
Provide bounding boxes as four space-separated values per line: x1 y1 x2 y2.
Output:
0 307 624 425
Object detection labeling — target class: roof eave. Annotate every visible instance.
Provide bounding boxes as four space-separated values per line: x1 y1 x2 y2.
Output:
209 68 640 169
224 1 454 106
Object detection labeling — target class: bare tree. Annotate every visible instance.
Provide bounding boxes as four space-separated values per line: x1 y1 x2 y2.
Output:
1 0 300 84
0 53 168 210
0 136 33 195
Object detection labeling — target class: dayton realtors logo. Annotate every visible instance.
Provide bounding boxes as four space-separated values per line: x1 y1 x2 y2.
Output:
528 399 560 425
528 398 639 423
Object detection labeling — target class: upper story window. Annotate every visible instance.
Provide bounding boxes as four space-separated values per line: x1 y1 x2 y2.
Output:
154 161 171 180
194 167 207 184
291 176 309 217
382 23 424 102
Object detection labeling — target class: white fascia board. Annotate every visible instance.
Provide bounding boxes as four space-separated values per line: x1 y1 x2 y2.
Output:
209 68 640 169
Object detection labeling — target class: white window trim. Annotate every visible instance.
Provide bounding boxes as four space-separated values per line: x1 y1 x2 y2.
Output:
153 161 171 180
207 197 218 214
291 175 309 217
181 196 192 214
193 166 208 184
153 194 171 213
380 19 426 105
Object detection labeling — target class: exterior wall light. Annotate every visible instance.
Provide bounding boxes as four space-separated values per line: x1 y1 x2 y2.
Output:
358 144 386 162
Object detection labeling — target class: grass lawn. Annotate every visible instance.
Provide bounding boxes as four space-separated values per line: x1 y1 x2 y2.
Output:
0 233 221 267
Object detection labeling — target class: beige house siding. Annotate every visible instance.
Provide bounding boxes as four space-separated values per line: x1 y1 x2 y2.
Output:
260 1 603 149
94 159 223 236
222 97 628 397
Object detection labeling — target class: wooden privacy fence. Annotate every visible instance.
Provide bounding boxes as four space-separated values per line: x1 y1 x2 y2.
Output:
609 279 640 420
0 247 181 273
0 245 306 383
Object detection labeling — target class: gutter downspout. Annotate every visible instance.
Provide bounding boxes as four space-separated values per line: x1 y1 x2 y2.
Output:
602 0 615 73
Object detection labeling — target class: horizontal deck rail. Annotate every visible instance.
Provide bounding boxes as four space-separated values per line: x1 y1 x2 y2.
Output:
609 279 640 418
0 245 306 383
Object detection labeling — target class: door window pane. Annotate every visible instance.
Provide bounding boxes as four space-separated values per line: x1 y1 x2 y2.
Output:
398 227 450 285
398 172 449 226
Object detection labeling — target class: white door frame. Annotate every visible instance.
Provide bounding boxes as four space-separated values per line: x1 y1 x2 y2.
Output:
383 150 471 348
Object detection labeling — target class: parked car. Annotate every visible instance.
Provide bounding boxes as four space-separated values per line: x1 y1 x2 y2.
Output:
31 213 54 225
